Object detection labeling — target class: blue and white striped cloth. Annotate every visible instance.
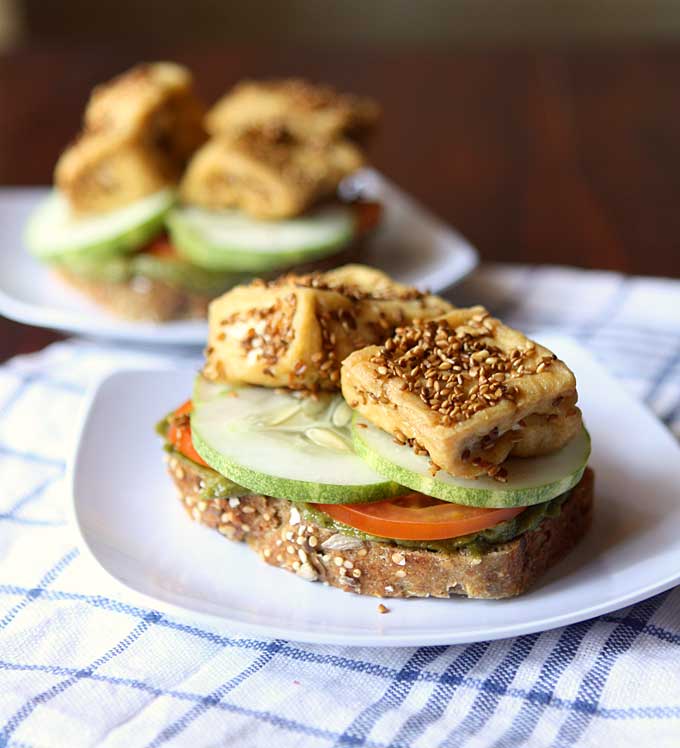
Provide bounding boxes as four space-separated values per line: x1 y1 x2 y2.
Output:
1 263 679 748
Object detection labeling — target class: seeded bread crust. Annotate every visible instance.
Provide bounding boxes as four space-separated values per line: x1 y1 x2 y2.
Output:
166 454 594 599
55 269 211 322
55 241 364 322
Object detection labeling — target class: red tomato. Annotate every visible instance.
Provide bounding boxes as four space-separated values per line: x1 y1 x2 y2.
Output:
167 400 209 467
353 200 383 235
316 493 525 541
144 235 177 258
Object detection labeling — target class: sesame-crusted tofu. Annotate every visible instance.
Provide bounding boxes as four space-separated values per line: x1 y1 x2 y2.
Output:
341 308 582 478
55 62 205 215
180 128 363 219
55 132 177 215
203 265 453 391
205 78 380 143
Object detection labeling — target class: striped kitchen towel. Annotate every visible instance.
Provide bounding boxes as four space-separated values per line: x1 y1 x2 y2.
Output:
0 263 679 748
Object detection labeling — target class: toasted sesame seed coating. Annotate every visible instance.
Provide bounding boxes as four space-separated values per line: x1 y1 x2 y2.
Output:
341 307 582 479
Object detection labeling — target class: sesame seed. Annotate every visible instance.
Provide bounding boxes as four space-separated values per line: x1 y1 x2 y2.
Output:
377 604 390 614
395 570 407 578
367 315 543 445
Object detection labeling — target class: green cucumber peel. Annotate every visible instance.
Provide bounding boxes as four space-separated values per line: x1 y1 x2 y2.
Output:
166 204 355 272
351 415 591 508
25 189 175 261
190 376 403 504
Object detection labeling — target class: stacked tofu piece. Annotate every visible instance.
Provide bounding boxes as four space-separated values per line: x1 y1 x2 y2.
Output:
341 308 582 479
203 264 453 390
55 62 206 215
180 78 380 220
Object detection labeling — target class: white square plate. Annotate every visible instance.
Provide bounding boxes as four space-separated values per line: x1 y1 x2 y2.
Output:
71 334 680 646
0 169 477 345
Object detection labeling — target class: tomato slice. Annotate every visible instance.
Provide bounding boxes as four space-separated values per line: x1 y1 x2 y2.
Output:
352 200 382 236
143 235 177 259
316 493 525 541
167 400 209 467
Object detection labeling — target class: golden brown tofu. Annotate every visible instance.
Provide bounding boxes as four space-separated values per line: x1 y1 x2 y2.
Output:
55 62 206 215
55 132 176 215
341 308 582 479
205 78 380 143
180 128 363 219
203 265 453 391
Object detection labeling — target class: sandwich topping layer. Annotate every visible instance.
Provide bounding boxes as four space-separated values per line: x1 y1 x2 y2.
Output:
162 435 581 556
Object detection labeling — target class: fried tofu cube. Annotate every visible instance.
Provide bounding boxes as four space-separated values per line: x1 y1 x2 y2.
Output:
180 128 363 219
205 78 380 143
341 308 582 478
55 62 206 215
55 132 176 215
203 265 453 390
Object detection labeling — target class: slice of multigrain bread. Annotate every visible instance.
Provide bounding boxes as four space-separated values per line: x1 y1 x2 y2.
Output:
166 454 594 599
55 242 364 322
56 269 212 322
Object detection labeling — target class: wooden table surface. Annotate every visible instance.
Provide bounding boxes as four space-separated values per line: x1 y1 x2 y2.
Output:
2 44 680 361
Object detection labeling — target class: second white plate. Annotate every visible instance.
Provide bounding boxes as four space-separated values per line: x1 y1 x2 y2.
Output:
71 334 680 646
0 169 478 345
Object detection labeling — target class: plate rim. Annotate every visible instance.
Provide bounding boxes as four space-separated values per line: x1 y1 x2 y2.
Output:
69 350 680 647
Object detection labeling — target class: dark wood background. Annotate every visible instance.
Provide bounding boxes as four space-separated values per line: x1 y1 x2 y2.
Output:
2 45 680 360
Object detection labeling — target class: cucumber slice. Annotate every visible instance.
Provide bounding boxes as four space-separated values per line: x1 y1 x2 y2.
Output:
351 416 591 508
190 375 401 503
166 204 355 272
25 189 175 261
54 250 246 294
130 254 247 294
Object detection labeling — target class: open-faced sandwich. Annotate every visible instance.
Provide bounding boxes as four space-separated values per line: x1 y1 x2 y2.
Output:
158 264 593 599
25 66 381 321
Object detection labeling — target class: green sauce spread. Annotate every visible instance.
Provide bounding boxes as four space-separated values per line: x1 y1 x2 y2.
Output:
299 491 572 557
56 252 243 294
157 415 253 502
